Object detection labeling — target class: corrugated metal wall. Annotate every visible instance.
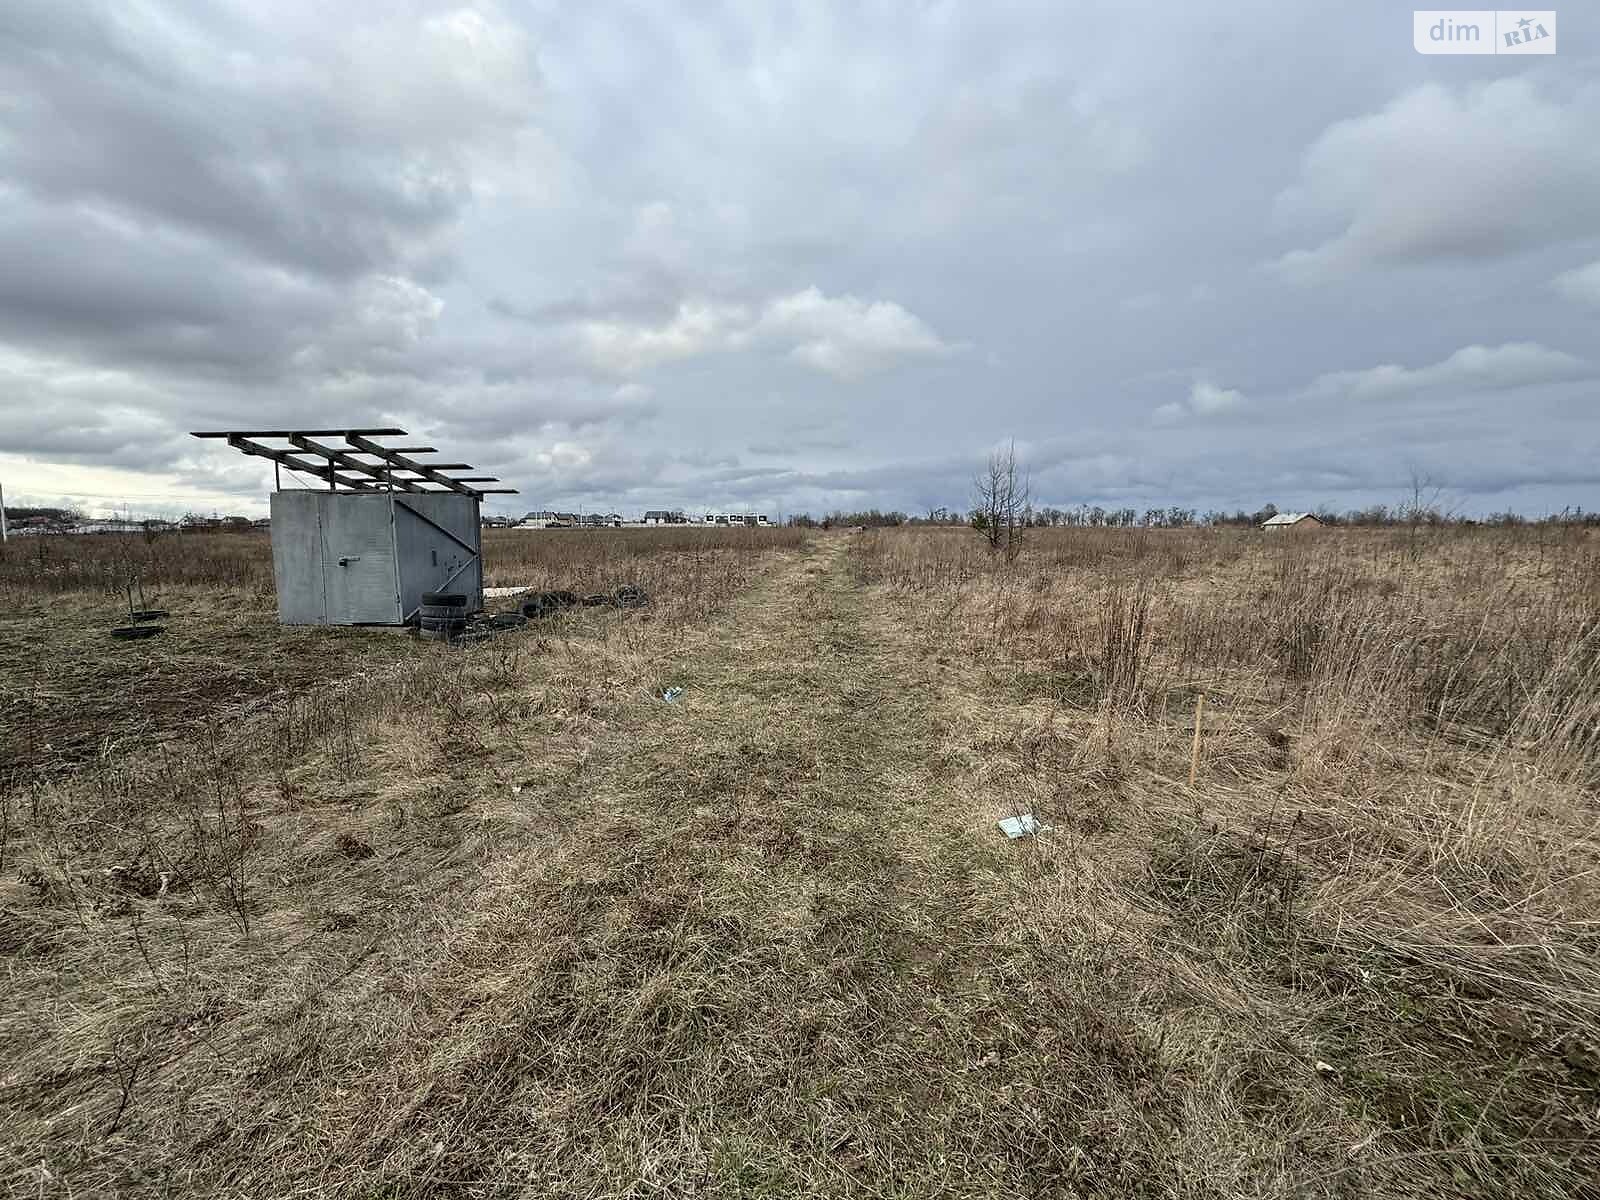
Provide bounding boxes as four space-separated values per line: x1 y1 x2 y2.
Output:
268 491 482 625
393 493 482 621
318 495 400 623
270 491 331 624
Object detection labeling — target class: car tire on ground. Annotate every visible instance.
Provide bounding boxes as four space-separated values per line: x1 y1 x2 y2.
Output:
521 594 557 619
418 603 465 621
111 625 165 640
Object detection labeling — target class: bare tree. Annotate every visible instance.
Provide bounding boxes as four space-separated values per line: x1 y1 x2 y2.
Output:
972 441 1030 560
1400 466 1445 526
1399 465 1454 562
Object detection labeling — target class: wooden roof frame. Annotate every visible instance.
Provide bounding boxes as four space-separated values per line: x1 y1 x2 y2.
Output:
191 428 518 498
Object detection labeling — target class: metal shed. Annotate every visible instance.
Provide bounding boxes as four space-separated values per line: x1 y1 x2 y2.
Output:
192 428 517 626
269 489 484 624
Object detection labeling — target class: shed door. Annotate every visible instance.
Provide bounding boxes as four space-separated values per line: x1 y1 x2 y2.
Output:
319 497 401 623
393 496 481 620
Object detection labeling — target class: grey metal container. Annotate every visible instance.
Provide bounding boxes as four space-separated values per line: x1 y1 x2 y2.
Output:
269 490 483 625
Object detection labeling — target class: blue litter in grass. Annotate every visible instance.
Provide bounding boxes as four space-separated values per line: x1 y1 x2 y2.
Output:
997 814 1048 839
663 686 684 704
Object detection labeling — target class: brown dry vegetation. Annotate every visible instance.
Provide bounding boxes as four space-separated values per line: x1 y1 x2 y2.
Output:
0 528 803 1189
854 523 1600 1196
0 527 801 787
1 522 1597 1198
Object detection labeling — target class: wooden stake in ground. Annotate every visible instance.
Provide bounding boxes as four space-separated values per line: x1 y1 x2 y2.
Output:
1189 693 1205 788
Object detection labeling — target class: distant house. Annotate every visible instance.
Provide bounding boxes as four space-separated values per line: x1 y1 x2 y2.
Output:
642 509 688 525
520 510 579 528
179 515 235 532
77 519 141 535
1261 512 1323 533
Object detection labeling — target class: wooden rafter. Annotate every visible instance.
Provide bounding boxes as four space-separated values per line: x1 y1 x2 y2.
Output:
289 435 424 493
191 428 518 497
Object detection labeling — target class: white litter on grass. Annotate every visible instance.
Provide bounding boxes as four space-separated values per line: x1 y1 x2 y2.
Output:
997 814 1049 839
663 686 684 703
484 585 534 599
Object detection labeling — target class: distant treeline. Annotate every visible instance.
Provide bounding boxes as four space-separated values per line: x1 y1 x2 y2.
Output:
2 506 81 522
2 507 261 531
785 504 1600 530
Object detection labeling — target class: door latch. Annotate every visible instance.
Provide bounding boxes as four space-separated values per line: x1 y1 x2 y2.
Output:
337 555 361 566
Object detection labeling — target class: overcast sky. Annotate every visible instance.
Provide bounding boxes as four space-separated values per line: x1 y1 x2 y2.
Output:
1 2 1596 519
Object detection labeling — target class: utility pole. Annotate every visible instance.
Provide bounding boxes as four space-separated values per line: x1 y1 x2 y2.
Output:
0 480 7 542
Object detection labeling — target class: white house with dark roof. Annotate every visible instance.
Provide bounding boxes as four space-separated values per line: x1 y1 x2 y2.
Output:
1260 512 1324 533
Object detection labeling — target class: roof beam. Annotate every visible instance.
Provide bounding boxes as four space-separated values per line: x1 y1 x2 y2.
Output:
224 435 381 492
191 428 517 496
289 435 423 492
344 433 488 498
191 428 404 439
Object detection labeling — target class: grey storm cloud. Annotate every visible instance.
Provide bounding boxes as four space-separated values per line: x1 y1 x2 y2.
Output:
1552 261 1600 306
1270 78 1600 280
0 0 534 280
1 0 1598 519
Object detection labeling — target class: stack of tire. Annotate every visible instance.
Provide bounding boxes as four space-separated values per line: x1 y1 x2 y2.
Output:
419 591 468 641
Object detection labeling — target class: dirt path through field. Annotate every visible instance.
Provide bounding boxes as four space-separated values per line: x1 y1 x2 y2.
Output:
21 530 1595 1200
193 532 1173 1197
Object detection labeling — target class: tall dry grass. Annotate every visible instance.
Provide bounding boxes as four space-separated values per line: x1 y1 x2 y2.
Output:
854 523 1600 1195
3 524 810 1195
0 531 276 599
860 524 1600 769
482 526 808 616
4 521 1595 1196
0 526 805 784
0 525 808 601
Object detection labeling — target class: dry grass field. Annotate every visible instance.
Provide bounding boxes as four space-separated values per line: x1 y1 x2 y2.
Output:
0 528 799 787
852 524 1600 1196
2 522 1597 1197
